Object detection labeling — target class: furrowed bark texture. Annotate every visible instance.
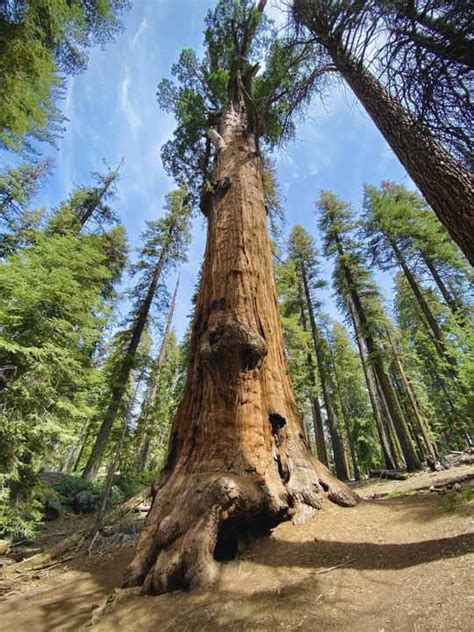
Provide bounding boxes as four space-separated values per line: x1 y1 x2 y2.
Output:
124 110 357 595
337 59 474 266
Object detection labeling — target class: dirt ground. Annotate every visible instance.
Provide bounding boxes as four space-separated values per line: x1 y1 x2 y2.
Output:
0 465 473 631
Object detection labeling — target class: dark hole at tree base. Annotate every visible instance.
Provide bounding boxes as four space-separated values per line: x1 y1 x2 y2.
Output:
213 508 291 561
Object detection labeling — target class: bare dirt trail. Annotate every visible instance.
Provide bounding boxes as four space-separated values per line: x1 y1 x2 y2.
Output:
1 467 473 631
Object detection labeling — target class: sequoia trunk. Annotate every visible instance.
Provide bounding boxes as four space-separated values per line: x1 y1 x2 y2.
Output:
124 109 357 595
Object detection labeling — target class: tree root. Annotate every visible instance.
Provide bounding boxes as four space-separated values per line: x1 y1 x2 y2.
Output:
124 468 358 595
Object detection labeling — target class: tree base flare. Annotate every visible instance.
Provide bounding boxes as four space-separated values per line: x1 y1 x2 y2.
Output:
123 465 357 595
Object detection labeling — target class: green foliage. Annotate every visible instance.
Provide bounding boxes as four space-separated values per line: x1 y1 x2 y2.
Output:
330 322 380 471
364 181 471 312
276 258 314 426
0 221 126 531
157 0 322 200
47 163 122 235
0 0 128 151
0 486 44 541
140 331 183 469
54 475 95 506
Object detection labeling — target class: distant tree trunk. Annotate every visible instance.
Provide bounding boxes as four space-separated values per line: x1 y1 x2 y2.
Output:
61 421 91 473
310 397 328 465
329 348 360 480
296 281 329 466
136 278 180 471
421 252 463 318
78 172 117 228
390 239 456 368
385 327 437 461
334 238 420 471
294 3 474 264
347 296 399 470
124 107 357 595
82 254 166 481
300 266 349 480
94 369 145 533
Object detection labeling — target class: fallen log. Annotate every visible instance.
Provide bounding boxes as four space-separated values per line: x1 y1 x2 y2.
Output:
364 470 474 500
369 469 408 481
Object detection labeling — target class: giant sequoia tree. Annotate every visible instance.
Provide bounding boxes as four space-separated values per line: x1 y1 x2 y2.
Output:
125 0 356 596
292 0 474 264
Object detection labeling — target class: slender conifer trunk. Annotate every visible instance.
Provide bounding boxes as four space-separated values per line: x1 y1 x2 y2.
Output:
82 254 166 480
301 266 349 479
421 253 463 318
136 279 179 470
347 297 398 469
385 328 437 461
334 236 420 471
297 279 329 465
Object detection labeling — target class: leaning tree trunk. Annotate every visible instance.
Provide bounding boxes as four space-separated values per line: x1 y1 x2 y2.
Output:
82 254 165 481
136 278 179 471
336 240 420 471
338 54 474 265
292 4 474 264
390 239 456 368
347 295 398 470
124 108 357 595
385 327 437 461
421 253 463 318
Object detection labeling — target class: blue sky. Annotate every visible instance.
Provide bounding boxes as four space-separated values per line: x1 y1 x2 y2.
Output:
4 0 416 340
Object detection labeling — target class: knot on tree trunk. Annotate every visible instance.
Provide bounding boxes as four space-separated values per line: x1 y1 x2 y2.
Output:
199 320 267 372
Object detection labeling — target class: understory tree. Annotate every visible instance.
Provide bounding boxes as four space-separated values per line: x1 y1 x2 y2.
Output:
275 257 329 466
125 0 357 597
81 187 191 480
0 158 52 256
134 278 181 473
0 230 126 536
329 322 379 477
394 272 472 448
363 182 461 374
288 225 348 479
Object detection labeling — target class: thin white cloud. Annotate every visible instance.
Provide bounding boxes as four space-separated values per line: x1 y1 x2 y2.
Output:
119 69 141 133
131 17 149 49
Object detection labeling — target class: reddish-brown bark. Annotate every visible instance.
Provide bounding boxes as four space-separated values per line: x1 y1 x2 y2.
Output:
124 109 357 595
